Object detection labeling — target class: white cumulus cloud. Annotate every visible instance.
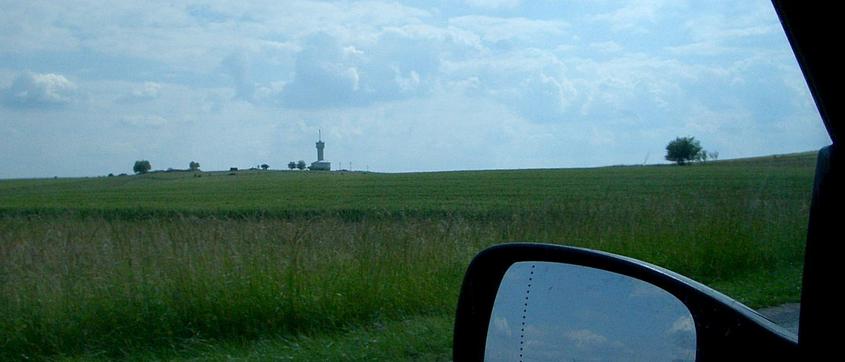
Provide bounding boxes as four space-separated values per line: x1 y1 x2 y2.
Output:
565 329 609 349
2 72 77 109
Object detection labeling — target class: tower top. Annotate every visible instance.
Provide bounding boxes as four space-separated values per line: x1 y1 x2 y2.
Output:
315 130 325 161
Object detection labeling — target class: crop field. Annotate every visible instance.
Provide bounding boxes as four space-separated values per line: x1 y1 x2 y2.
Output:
0 152 816 360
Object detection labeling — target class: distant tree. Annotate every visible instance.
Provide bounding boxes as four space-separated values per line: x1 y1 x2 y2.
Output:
189 161 200 171
665 137 703 166
133 160 151 174
709 151 719 161
261 163 269 170
296 160 306 170
288 161 297 170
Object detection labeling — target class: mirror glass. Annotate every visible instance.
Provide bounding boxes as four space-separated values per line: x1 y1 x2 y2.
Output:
485 262 696 361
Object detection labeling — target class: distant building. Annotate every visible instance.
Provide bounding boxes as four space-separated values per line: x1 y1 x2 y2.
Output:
310 131 331 171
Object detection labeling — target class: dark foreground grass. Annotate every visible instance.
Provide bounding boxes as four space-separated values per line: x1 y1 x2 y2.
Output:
0 153 816 360
57 315 454 362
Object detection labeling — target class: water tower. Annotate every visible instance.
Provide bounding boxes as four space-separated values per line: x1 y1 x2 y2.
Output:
310 130 331 171
316 130 325 161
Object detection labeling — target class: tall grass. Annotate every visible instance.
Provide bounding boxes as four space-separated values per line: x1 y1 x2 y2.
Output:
1 216 479 359
1 201 806 359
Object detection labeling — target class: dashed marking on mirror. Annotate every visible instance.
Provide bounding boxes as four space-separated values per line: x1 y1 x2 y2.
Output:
518 264 535 362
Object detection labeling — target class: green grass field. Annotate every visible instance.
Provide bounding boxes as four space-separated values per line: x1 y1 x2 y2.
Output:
0 152 816 360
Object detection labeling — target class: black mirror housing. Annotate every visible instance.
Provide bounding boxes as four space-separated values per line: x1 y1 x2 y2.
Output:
453 243 797 361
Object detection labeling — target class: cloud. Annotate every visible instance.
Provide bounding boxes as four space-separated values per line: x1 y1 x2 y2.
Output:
220 53 256 101
590 0 676 33
667 316 696 357
120 115 169 128
505 73 575 123
448 15 569 46
186 4 233 24
279 31 438 109
565 329 608 349
668 316 695 334
492 317 512 337
2 72 77 109
0 2 81 53
590 41 624 53
118 82 162 103
443 49 577 123
279 33 364 108
465 0 521 10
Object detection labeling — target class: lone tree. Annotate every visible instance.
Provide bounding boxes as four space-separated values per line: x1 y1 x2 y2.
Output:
288 161 297 170
133 160 152 174
665 137 703 166
189 161 200 171
296 160 306 170
261 163 269 170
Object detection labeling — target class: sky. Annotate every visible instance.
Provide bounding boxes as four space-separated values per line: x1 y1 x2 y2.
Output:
0 0 831 178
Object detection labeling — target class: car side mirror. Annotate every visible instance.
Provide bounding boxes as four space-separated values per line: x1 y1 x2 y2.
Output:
453 243 798 361
485 261 695 361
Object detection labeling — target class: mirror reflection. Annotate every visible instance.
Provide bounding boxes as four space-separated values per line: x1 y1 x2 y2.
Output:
485 262 696 361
